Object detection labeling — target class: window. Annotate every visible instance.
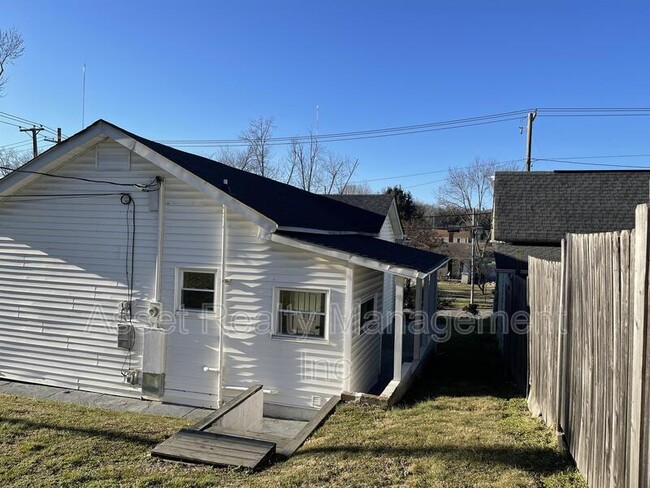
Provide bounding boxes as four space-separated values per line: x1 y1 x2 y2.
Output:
179 271 216 311
276 289 327 339
359 296 377 334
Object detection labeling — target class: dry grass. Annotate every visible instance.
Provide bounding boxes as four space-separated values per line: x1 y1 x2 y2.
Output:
0 332 585 487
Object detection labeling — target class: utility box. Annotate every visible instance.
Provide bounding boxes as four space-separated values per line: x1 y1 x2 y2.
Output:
142 327 166 398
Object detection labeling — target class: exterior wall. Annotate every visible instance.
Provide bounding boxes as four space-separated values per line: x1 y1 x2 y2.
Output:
349 265 384 393
219 211 348 410
0 143 159 397
0 141 350 410
379 216 396 329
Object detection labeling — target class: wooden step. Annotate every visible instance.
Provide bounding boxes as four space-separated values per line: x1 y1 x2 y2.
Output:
151 428 276 470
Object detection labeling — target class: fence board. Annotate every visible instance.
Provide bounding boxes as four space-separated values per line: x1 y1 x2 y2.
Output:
527 204 649 488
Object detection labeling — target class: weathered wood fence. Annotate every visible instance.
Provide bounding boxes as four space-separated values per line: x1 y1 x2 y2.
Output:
528 203 650 488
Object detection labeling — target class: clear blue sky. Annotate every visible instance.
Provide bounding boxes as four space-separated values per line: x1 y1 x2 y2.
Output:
1 1 649 201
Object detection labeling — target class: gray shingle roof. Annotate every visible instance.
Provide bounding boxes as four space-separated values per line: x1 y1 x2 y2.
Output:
494 243 562 274
326 194 395 217
278 231 448 275
493 171 650 244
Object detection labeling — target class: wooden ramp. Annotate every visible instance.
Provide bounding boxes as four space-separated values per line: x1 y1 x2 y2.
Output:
151 428 275 470
152 386 339 470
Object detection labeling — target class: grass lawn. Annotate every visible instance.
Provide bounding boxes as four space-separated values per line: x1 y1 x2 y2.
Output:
438 280 495 310
0 333 585 487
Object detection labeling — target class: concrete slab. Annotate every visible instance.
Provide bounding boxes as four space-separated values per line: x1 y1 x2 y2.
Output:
0 381 60 399
261 417 308 439
48 389 107 408
183 408 214 421
142 402 197 418
0 379 215 419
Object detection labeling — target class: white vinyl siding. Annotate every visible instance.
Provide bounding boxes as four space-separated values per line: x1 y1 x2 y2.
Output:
349 265 384 393
0 145 158 397
0 140 351 410
95 142 130 170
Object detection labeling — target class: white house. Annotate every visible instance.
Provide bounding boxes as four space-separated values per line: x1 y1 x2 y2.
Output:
0 120 446 418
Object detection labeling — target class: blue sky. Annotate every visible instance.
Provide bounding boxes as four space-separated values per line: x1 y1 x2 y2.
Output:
1 1 649 200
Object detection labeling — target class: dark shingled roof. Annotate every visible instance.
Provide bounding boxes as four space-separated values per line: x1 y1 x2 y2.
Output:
494 171 650 244
494 243 562 274
326 194 395 217
278 232 448 274
101 121 386 234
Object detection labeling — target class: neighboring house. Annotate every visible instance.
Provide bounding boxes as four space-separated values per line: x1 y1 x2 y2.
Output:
0 120 447 417
492 170 650 390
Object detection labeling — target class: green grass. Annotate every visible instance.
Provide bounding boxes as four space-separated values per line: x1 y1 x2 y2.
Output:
0 333 585 487
438 280 494 310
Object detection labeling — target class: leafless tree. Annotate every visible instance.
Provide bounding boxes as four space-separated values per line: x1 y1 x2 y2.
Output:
321 153 359 194
0 28 24 96
436 158 519 295
0 148 30 176
240 116 276 178
214 145 253 172
286 134 323 191
340 182 373 194
285 137 359 194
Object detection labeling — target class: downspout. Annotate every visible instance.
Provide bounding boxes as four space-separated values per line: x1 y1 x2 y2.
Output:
153 177 165 304
217 202 228 406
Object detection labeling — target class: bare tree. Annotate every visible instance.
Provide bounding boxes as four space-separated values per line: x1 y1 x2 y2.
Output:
214 145 253 172
286 134 322 191
436 158 519 297
341 182 373 195
0 28 24 96
285 137 359 194
0 148 30 176
240 116 276 178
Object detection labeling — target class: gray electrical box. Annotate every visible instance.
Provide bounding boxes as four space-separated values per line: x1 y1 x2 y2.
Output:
117 323 135 349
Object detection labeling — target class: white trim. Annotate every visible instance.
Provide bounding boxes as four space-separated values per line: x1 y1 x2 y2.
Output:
271 286 331 343
0 125 107 196
175 267 219 314
343 266 354 391
356 293 379 336
100 123 278 233
270 233 449 279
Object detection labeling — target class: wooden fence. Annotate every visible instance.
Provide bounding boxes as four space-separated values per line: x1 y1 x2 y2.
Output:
527 203 650 488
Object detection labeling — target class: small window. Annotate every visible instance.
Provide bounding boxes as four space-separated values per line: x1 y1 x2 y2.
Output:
180 271 215 311
276 289 327 339
96 144 130 170
359 296 378 334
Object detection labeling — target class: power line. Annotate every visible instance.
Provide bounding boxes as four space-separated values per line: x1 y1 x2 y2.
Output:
534 158 650 169
0 166 161 190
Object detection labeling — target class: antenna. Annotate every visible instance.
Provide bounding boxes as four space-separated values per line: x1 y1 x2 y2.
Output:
315 104 320 136
81 63 86 129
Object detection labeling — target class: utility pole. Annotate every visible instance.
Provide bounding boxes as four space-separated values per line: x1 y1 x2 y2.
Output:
19 126 44 158
470 208 476 305
44 128 63 145
525 110 537 171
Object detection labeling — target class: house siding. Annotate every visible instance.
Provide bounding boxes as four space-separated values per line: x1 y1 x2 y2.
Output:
0 144 159 397
379 216 396 329
349 265 383 393
0 142 349 409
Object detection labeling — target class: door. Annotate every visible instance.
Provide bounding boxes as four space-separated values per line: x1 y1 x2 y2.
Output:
163 268 221 408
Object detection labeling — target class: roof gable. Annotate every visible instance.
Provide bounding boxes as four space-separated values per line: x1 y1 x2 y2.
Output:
493 170 650 244
1 120 386 235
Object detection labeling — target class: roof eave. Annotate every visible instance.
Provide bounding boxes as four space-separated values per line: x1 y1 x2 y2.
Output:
270 233 447 279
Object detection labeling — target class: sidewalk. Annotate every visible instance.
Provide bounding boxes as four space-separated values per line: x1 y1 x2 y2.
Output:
0 379 212 420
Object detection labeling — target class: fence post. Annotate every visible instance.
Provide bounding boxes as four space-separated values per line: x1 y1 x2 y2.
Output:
628 204 649 488
555 238 568 450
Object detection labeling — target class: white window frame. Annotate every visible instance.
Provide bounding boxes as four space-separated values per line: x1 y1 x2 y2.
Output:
272 286 330 342
95 143 131 171
356 293 379 336
175 268 218 315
